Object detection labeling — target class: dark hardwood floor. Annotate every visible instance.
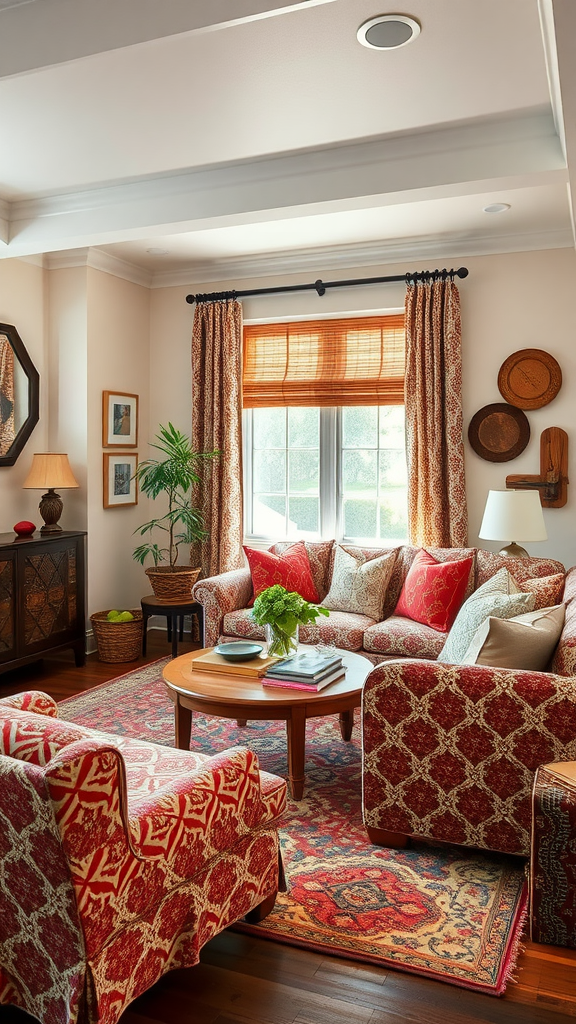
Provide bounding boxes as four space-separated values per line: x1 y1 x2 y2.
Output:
2 633 575 1024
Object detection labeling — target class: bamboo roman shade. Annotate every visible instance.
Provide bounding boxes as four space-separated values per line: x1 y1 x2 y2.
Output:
243 314 405 408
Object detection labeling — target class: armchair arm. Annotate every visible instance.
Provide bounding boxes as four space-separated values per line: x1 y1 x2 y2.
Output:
362 659 576 857
0 690 58 716
193 567 253 647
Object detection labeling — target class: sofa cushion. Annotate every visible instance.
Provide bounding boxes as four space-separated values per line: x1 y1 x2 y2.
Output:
222 607 373 652
394 549 474 632
244 540 319 603
272 539 334 601
438 568 536 664
382 546 476 618
462 604 565 671
475 550 565 589
363 615 447 659
323 545 396 620
513 573 565 610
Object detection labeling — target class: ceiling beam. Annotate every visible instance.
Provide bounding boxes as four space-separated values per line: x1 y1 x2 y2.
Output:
542 0 576 248
0 0 336 79
2 111 566 259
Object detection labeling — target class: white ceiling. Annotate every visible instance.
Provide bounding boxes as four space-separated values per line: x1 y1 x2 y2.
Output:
1 0 575 283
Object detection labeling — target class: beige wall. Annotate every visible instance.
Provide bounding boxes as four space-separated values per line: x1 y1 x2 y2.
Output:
0 258 48 528
150 246 576 568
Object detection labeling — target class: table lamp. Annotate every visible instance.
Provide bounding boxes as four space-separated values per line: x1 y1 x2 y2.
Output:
23 453 79 533
479 488 547 557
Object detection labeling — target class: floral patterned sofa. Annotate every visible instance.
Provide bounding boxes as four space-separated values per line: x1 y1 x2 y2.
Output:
193 541 565 665
361 565 576 858
0 691 286 1024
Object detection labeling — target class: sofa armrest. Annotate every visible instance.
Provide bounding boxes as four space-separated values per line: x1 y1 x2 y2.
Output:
193 567 253 647
361 658 576 856
0 691 58 716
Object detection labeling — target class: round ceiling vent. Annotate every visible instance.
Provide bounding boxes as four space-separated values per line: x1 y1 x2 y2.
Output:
357 14 421 50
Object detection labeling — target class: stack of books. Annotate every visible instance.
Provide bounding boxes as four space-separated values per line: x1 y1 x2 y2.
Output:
262 651 345 691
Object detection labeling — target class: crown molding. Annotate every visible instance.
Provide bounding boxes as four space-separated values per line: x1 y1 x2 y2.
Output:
148 227 574 289
46 247 152 286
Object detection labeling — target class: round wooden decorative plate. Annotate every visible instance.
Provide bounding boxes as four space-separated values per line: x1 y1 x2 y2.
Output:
498 348 562 409
468 402 530 462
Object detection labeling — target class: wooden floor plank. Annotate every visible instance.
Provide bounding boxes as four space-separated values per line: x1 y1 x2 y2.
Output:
2 635 575 1024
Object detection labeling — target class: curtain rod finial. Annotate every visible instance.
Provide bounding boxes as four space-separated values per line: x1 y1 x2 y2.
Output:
186 294 195 304
456 268 469 279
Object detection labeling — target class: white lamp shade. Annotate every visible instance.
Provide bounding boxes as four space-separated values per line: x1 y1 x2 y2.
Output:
23 453 79 489
479 489 547 543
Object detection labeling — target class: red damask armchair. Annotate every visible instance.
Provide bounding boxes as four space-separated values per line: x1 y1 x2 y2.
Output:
0 691 286 1024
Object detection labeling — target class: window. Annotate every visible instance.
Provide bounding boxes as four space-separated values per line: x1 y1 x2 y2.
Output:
243 315 407 545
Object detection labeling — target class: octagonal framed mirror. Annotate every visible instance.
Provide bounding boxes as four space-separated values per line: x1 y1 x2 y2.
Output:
0 322 40 467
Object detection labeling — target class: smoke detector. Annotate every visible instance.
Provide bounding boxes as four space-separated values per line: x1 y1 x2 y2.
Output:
357 14 421 50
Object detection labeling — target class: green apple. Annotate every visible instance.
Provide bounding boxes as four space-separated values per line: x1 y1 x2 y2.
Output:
107 610 120 621
115 611 134 622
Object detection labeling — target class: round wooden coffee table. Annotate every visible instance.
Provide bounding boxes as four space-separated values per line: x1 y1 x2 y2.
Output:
162 647 372 800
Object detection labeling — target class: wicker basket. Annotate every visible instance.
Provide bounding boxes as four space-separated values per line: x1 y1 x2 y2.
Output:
145 565 201 599
90 610 144 663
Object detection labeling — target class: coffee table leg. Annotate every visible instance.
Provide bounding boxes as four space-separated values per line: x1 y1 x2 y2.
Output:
339 708 354 741
175 698 192 750
286 705 306 800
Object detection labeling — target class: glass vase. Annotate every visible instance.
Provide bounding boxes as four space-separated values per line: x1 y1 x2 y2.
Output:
265 622 299 659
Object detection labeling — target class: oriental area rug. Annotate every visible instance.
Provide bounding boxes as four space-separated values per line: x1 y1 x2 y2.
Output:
59 659 527 996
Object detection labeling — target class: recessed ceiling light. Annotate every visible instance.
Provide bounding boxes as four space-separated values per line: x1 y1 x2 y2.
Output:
146 247 169 255
357 14 421 50
483 203 511 214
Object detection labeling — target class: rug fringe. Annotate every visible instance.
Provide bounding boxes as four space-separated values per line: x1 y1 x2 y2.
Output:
495 883 529 995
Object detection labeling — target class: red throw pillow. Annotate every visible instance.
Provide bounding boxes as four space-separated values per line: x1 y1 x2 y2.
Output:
394 549 474 633
244 541 320 604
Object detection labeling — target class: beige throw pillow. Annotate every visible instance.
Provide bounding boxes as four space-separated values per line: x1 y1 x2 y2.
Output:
323 546 396 620
438 567 535 664
462 604 565 671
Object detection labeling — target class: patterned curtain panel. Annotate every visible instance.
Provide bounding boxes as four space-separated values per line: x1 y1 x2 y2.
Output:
0 335 15 457
405 278 468 547
191 299 244 577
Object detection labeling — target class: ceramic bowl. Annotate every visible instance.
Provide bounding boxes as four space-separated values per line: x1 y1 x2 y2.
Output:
213 641 264 662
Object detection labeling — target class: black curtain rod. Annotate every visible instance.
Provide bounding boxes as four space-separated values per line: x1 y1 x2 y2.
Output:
185 266 468 305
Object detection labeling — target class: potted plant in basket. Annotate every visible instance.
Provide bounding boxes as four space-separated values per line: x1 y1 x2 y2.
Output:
132 422 219 598
251 584 329 658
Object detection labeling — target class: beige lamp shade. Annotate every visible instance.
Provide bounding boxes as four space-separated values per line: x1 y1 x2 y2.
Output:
479 488 547 557
23 453 79 490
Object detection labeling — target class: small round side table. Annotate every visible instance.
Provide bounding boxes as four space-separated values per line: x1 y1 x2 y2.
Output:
140 594 204 659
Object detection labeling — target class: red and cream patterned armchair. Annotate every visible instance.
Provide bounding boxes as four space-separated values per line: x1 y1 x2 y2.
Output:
361 567 576 858
0 691 286 1024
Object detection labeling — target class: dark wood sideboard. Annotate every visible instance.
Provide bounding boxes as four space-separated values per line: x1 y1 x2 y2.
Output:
0 530 86 674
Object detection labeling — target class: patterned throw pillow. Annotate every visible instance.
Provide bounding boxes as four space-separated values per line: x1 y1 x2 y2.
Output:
323 546 397 621
244 541 319 604
393 549 474 633
511 573 565 611
462 604 565 671
438 567 536 664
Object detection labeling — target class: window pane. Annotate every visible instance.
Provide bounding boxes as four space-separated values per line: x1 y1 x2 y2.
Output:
254 450 285 492
343 450 377 492
379 405 405 448
380 491 408 540
343 407 378 448
379 450 407 488
253 494 286 535
254 407 286 449
289 449 319 493
288 497 319 535
288 407 319 447
343 498 377 539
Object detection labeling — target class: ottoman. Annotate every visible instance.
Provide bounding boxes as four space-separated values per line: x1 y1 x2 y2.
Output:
530 761 576 948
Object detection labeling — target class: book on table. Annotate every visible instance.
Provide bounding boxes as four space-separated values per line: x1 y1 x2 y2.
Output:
264 651 343 682
191 649 280 677
261 666 346 691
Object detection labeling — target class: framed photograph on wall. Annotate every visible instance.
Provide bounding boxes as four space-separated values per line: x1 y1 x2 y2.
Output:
103 452 138 508
102 391 138 448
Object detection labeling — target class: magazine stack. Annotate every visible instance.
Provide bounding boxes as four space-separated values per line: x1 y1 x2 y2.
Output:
262 650 345 691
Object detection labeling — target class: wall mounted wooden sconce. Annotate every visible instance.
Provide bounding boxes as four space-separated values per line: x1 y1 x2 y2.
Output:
506 427 568 507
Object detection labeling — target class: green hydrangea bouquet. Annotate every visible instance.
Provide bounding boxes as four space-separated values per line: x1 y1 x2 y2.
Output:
251 584 329 658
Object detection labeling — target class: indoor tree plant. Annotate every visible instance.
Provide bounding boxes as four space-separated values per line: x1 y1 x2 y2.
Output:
251 584 329 658
132 422 219 598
